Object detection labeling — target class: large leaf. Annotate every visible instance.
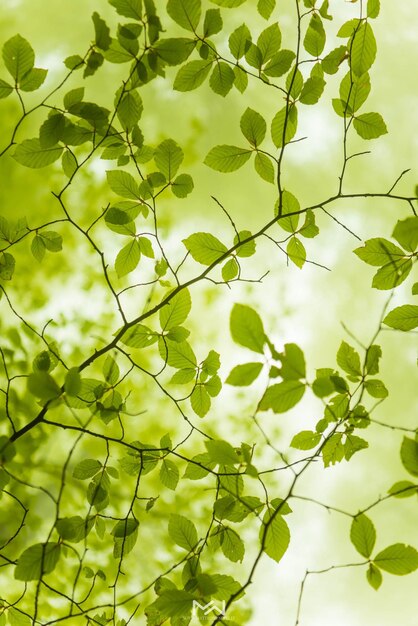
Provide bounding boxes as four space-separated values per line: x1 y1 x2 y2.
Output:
15 543 61 581
13 138 63 168
3 34 34 81
168 514 198 551
350 514 376 558
183 232 227 265
230 303 266 354
204 145 252 172
259 380 305 413
374 544 418 575
167 0 201 32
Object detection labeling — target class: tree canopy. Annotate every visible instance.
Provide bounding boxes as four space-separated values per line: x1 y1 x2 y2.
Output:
0 1 417 625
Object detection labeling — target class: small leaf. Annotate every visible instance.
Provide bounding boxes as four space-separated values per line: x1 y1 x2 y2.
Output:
190 385 211 417
374 544 418 575
350 22 377 77
168 514 198 551
337 341 362 377
159 288 191 330
291 430 321 450
204 144 252 173
303 14 326 57
15 543 61 581
261 509 290 563
367 563 382 590
0 78 13 98
392 216 418 252
350 514 376 558
173 59 213 91
230 303 266 354
3 34 34 81
172 173 194 197
160 459 180 490
271 104 298 148
287 236 306 268
183 232 227 265
364 379 388 399
226 362 263 386
354 238 405 267
259 380 305 413
400 437 418 477
205 439 240 465
115 239 141 277
229 23 252 59
222 257 239 281
353 112 387 140
167 0 201 32
240 108 266 146
254 152 275 183
220 527 245 562
154 139 184 180
13 138 63 168
73 459 102 480
209 61 235 97
107 170 140 199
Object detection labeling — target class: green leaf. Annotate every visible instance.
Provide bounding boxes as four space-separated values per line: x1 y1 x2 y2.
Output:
117 91 143 130
384 304 418 331
392 216 418 252
372 258 412 290
203 8 223 36
240 107 266 147
205 439 240 465
167 0 201 32
3 34 34 82
19 67 47 91
120 324 158 348
15 543 61 581
154 37 195 66
168 514 198 551
260 380 305 413
350 22 377 77
374 544 418 575
92 12 111 50
204 144 252 173
27 371 61 401
226 362 263 386
115 239 141 277
56 516 94 543
261 508 290 562
222 257 239 281
160 459 180 490
291 430 321 450
13 138 63 168
154 139 183 180
112 518 139 557
353 112 387 140
254 152 275 183
303 14 326 57
339 71 370 113
65 367 81 397
365 345 382 375
109 0 142 20
337 341 361 377
230 303 266 354
354 238 405 266
264 49 295 77
299 76 326 105
367 0 380 18
0 78 13 98
7 608 31 626
148 589 193 620
280 343 306 380
258 0 276 20
220 527 245 562
287 236 306 268
209 61 235 96
400 437 418 477
271 104 298 148
172 173 194 197
159 288 191 330
0 251 15 280
173 59 213 91
257 23 281 63
322 45 347 74
388 481 418 499
183 232 227 265
229 23 252 60
73 458 102 480
159 339 197 369
234 230 256 257
190 385 211 417
364 378 388 399
350 514 376 558
367 563 382 590
107 170 140 200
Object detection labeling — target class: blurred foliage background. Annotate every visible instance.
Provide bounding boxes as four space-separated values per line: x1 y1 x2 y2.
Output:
0 1 417 624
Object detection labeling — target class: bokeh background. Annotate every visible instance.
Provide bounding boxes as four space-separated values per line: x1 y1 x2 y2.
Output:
0 1 417 624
